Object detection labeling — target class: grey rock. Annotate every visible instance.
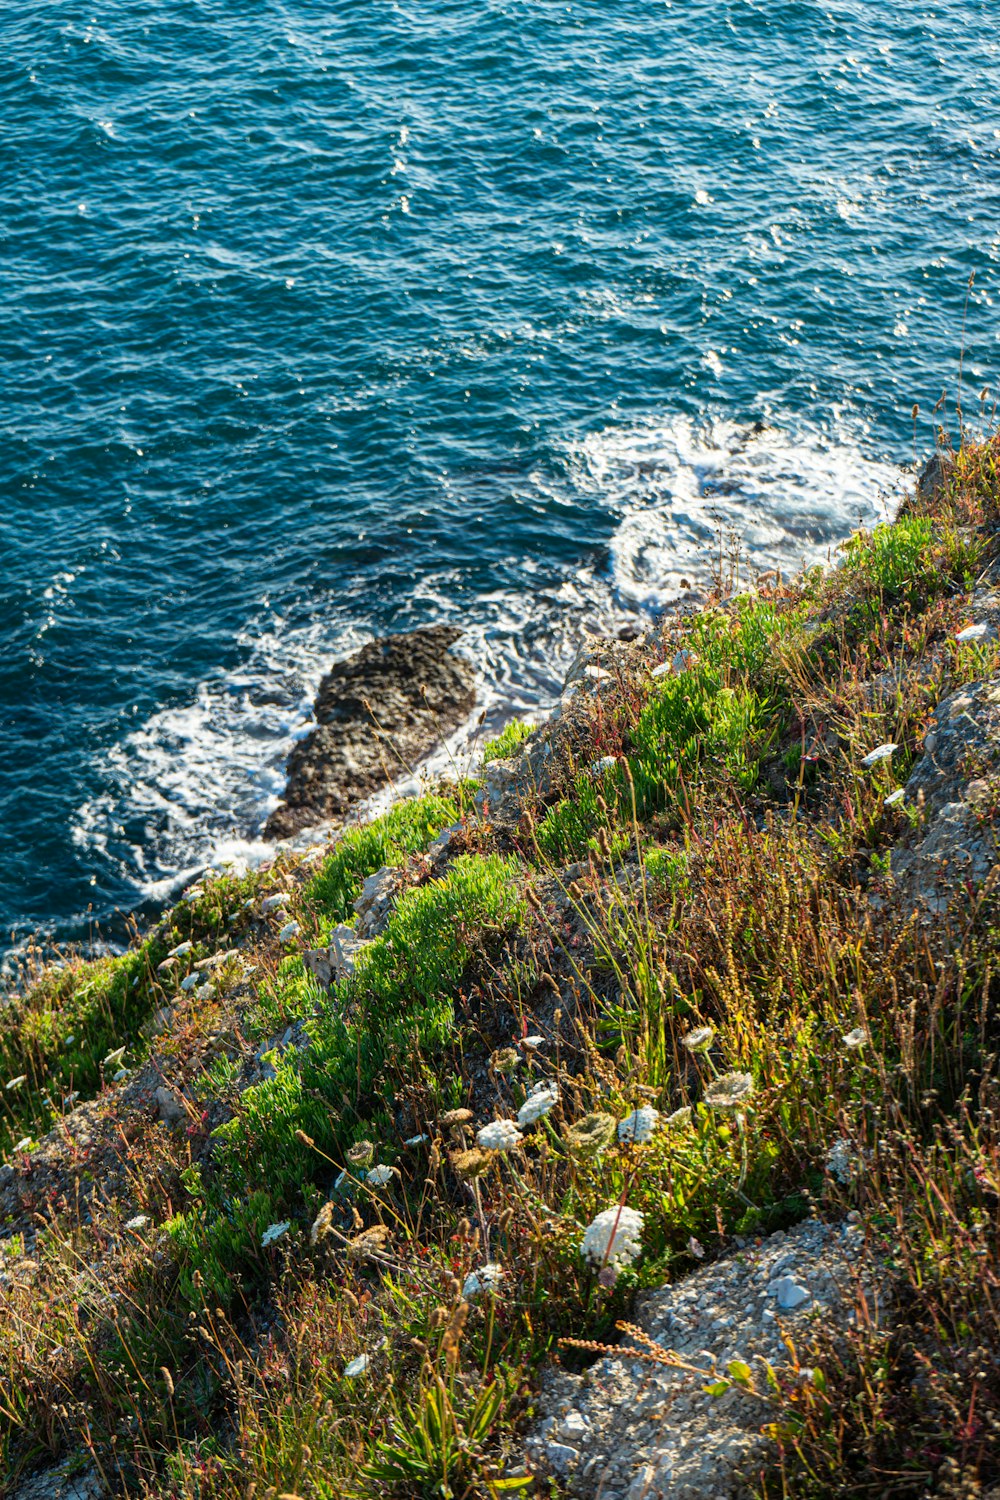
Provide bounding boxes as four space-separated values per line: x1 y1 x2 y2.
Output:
916 450 952 505
771 1276 811 1310
11 1463 105 1500
353 865 401 937
475 736 555 824
523 1219 889 1498
302 925 371 986
887 628 1000 915
154 1086 187 1126
427 821 465 873
545 1442 580 1474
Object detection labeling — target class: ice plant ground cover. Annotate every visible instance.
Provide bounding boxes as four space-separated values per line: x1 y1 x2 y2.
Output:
2 436 1000 1494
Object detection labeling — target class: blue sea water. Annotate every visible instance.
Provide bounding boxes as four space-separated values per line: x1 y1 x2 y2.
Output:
1 0 998 955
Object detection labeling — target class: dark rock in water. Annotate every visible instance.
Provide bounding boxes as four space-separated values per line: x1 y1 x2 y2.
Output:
264 626 476 840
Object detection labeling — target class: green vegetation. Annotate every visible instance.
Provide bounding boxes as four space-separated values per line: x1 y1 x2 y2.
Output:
3 436 1000 1497
305 791 462 931
481 718 534 764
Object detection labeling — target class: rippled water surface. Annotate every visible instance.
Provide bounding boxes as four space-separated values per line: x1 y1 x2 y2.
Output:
2 0 998 951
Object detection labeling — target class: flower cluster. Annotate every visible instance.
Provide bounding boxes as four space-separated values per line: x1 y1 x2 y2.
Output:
462 1262 506 1299
517 1082 559 1126
477 1119 523 1152
581 1206 645 1270
703 1072 754 1110
617 1106 660 1144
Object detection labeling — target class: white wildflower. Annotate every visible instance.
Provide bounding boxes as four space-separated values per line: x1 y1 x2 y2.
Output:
617 1106 660 1145
365 1165 398 1188
13 1138 32 1153
843 1027 868 1050
703 1071 754 1110
588 755 619 777
179 973 199 992
5 1076 26 1091
404 1134 429 1147
157 958 176 973
666 1105 693 1129
517 1083 559 1126
262 892 290 912
344 1354 370 1378
194 982 215 1001
168 940 194 958
884 788 905 807
261 1221 291 1248
861 743 898 768
103 1046 126 1069
124 1214 150 1232
476 1119 523 1152
463 1262 506 1299
521 1035 545 1050
184 886 205 902
581 1205 645 1269
680 1026 715 1053
956 622 993 643
278 920 301 942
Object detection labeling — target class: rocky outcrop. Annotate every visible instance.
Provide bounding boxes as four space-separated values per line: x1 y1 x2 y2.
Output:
264 627 476 840
524 1218 885 1500
888 590 1000 915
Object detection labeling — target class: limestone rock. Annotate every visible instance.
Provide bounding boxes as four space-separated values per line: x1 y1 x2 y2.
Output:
302 926 371 986
11 1463 105 1500
523 1218 887 1499
888 615 1000 914
154 1086 187 1126
475 736 555 825
353 865 402 938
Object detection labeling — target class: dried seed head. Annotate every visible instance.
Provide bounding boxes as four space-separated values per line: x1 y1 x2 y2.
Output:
451 1148 491 1181
347 1225 392 1259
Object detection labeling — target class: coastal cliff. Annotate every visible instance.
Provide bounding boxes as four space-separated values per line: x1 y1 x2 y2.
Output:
3 436 1000 1499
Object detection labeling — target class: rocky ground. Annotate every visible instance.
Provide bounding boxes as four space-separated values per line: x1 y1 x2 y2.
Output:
523 1218 883 1500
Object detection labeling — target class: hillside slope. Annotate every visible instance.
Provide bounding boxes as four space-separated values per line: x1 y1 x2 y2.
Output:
3 436 1000 1499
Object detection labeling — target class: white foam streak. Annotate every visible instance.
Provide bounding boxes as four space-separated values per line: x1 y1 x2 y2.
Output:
569 414 903 610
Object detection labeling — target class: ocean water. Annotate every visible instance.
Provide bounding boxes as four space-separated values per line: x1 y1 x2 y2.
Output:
1 0 998 955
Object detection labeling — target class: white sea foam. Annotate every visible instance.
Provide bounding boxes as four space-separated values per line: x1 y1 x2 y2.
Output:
567 413 903 610
71 412 904 907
